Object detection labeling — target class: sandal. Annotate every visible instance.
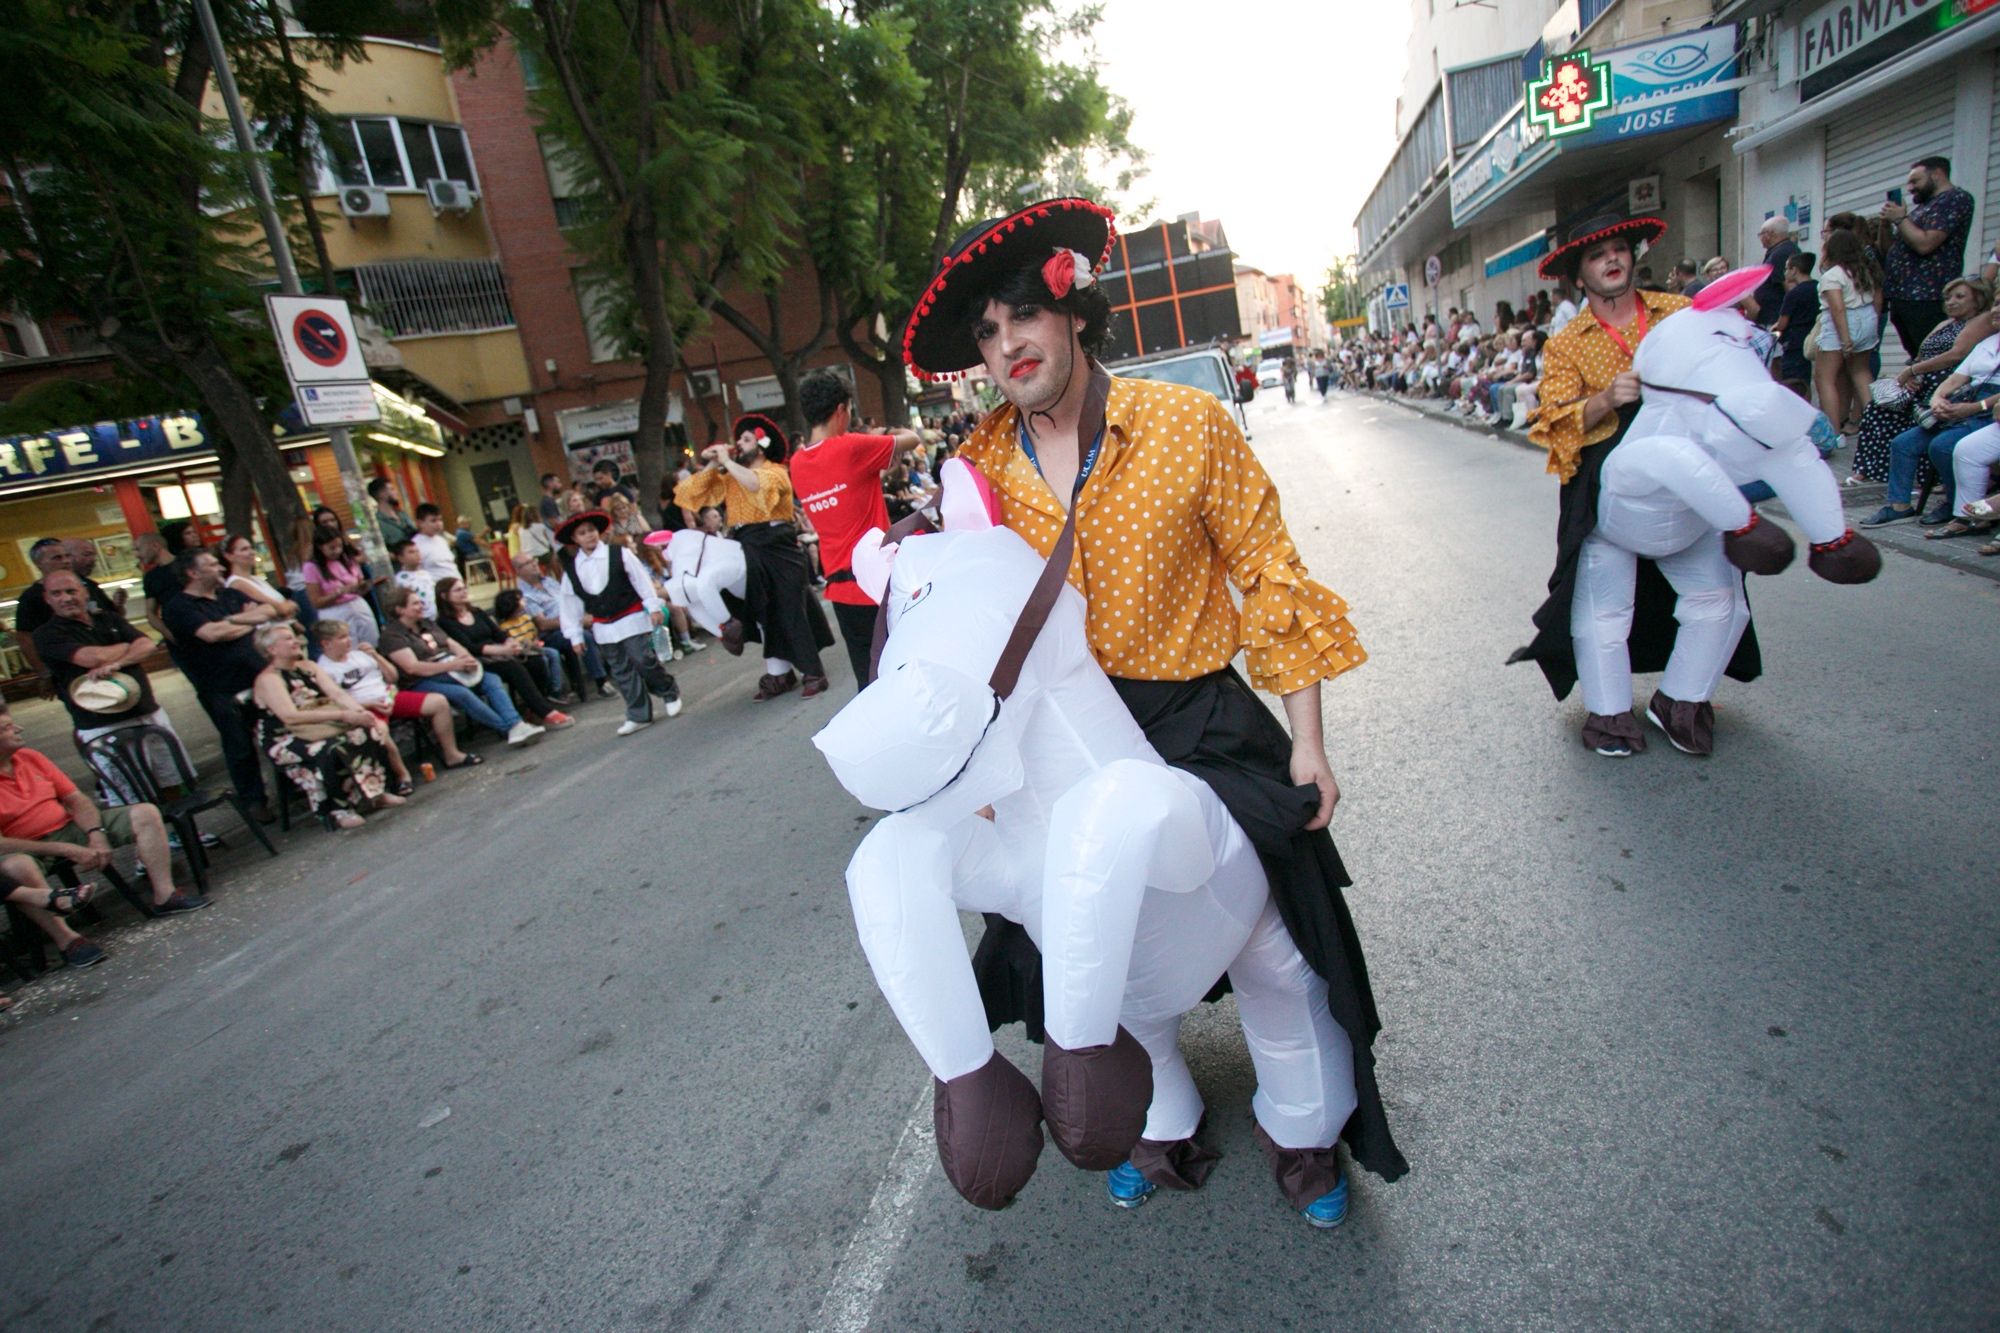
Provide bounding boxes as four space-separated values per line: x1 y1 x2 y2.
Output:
1978 541 2000 557
45 883 94 916
442 753 483 770
391 779 416 798
325 810 366 832
1924 519 1990 540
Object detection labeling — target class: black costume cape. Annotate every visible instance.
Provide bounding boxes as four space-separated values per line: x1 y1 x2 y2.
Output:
721 522 835 665
1506 405 1761 699
971 668 1409 1184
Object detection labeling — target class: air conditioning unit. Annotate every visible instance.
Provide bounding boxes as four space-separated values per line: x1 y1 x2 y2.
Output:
686 370 721 397
339 186 391 219
426 179 478 215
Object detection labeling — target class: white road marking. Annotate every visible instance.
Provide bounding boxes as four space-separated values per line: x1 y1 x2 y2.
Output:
809 1084 935 1333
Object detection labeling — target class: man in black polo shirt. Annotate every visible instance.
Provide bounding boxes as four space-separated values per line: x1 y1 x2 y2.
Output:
13 537 120 679
32 570 192 803
163 550 273 817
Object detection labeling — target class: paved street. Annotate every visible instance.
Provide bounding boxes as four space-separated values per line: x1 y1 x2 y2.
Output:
3 391 1996 1330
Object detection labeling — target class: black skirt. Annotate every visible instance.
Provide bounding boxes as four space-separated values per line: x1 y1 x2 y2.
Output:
971 666 1408 1183
724 522 834 665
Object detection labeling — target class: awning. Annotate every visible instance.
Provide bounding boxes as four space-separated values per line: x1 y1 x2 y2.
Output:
1484 231 1551 278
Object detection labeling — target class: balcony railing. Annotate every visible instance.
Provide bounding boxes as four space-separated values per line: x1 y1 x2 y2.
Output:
353 259 516 339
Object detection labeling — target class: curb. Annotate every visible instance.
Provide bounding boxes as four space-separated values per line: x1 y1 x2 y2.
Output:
1363 390 2000 587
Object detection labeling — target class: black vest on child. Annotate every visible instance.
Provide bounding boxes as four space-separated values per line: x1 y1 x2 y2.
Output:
560 544 645 622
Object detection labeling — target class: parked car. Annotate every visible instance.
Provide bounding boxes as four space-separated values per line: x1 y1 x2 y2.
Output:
1257 359 1285 389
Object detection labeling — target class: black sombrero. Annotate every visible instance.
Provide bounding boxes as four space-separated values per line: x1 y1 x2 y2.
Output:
902 197 1118 382
556 509 611 545
731 413 789 464
1537 211 1667 282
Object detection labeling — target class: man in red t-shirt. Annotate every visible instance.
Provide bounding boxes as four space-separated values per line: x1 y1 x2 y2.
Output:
789 370 927 688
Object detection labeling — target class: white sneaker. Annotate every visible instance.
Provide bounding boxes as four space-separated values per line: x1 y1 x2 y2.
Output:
664 696 684 719
616 719 652 736
506 721 546 746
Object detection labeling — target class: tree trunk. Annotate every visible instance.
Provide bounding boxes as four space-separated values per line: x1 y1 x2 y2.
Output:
174 335 307 541
628 224 677 526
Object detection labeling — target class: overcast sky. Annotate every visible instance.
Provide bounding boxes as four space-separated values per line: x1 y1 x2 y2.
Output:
1086 0 1413 288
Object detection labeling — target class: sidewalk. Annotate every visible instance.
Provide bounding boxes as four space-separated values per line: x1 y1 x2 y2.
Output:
1366 390 2000 585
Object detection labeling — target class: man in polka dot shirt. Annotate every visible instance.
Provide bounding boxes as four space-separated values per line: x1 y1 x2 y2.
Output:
901 199 1407 1203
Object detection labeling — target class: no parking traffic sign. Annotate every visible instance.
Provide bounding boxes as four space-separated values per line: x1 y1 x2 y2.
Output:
266 294 378 426
267 294 368 384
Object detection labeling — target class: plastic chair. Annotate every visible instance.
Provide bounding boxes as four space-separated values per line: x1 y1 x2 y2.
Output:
82 725 277 894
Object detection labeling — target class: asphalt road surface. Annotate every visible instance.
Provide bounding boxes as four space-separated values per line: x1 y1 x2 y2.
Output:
3 389 1996 1331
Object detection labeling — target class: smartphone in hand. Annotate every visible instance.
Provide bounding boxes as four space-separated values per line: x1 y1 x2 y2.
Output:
1888 187 1904 205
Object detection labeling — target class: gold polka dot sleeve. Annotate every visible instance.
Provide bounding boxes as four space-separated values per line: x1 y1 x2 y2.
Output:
1528 337 1592 484
1194 398 1368 695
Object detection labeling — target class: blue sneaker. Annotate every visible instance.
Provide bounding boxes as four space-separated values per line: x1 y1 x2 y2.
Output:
1106 1161 1155 1210
1301 1174 1349 1229
1859 504 1917 527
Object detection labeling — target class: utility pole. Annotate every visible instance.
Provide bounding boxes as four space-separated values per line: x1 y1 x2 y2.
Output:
192 0 387 575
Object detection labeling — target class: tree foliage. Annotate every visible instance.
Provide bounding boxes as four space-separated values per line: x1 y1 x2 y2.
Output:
0 0 396 542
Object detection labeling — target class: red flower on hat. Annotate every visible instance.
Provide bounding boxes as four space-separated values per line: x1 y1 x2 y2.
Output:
1042 249 1078 299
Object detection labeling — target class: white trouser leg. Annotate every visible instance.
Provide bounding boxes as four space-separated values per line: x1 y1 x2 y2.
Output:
764 657 793 676
1572 533 1639 716
1654 532 1748 703
1121 1010 1203 1144
1950 423 2000 516
1229 898 1355 1151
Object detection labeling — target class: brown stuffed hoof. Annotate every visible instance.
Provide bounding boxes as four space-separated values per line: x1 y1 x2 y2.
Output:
1723 511 1795 575
1131 1129 1223 1191
1808 530 1882 584
933 1051 1045 1210
1040 1026 1153 1170
1646 690 1715 757
1254 1123 1345 1210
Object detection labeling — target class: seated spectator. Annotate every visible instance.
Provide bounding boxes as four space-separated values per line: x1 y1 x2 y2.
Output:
1770 251 1821 399
163 549 273 819
314 621 478 771
1922 411 2000 541
1862 312 2000 527
221 532 299 622
32 569 190 808
12 536 120 680
453 518 482 572
2 850 109 970
493 588 569 702
391 539 438 619
0 701 209 935
378 585 545 747
250 624 406 831
1852 278 1992 484
433 576 573 727
302 527 379 648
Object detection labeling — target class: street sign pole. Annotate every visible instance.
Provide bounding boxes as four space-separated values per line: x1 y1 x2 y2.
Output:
193 0 387 577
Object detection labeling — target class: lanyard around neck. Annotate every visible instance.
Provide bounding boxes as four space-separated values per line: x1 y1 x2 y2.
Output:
1598 298 1649 361
1017 416 1106 507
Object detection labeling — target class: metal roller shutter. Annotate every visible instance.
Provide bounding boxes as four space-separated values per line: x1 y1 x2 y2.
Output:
1988 58 2000 263
1824 78 1956 375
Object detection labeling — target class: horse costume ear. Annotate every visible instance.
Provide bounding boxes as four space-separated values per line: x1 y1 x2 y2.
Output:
852 528 896 602
939 458 1001 532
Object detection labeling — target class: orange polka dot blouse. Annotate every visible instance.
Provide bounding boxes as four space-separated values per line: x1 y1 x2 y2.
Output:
1529 289 1689 483
959 376 1365 696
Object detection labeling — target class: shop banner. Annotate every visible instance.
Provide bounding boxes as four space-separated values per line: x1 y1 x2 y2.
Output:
0 412 210 495
1791 0 1946 84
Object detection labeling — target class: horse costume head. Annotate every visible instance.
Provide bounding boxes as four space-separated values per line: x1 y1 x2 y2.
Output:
1635 265 1823 455
813 459 1100 828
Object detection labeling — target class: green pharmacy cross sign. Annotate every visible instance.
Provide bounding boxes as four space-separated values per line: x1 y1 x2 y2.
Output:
1527 49 1613 138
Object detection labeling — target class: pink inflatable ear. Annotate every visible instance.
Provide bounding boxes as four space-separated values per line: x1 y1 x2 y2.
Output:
938 457 1001 532
851 528 897 603
1692 264 1771 313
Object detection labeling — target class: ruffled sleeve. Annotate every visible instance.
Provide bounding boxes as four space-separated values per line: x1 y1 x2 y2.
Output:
1527 335 1589 483
672 468 724 512
1197 400 1368 695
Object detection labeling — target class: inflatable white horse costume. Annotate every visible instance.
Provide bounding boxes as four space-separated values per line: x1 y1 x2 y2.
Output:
813 461 1354 1214
1574 265 1880 751
656 529 746 638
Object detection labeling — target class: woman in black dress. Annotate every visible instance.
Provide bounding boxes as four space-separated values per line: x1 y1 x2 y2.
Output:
433 577 574 729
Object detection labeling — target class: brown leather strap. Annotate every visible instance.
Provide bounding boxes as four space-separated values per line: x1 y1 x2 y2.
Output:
987 363 1110 700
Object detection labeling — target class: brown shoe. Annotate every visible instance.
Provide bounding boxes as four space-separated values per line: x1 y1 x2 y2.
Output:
1581 710 1646 757
751 670 798 702
799 673 830 699
719 618 747 656
1646 690 1715 756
